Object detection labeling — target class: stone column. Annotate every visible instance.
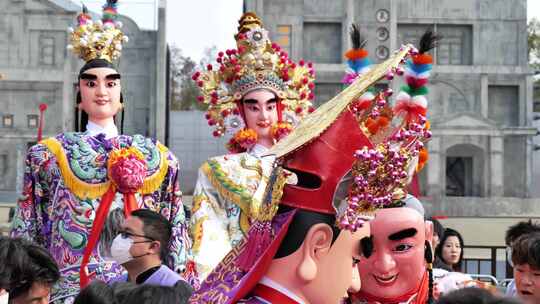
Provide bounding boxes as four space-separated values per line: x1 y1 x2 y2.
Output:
480 73 488 118
154 0 167 143
427 136 443 197
489 136 504 196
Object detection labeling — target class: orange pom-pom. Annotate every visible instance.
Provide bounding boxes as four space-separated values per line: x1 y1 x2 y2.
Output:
345 49 368 60
271 122 293 141
417 147 429 172
227 128 258 152
376 116 390 128
425 120 431 130
412 53 433 65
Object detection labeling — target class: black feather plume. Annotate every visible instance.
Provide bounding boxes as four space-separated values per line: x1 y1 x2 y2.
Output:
82 3 88 14
418 29 442 54
350 24 367 50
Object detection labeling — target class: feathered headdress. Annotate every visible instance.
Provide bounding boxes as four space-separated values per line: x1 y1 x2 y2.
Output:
393 29 440 171
193 12 314 152
67 0 128 63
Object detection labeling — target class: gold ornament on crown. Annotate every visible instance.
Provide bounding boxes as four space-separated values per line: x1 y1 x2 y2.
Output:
67 1 128 63
193 12 315 138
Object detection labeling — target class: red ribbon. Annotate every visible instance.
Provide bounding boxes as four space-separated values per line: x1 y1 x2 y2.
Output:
393 102 427 123
79 187 139 288
37 103 47 142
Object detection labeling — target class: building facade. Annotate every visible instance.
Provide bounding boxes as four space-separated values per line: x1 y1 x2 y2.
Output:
0 0 167 195
245 0 537 210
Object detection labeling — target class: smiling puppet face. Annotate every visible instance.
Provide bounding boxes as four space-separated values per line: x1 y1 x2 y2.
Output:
357 207 428 299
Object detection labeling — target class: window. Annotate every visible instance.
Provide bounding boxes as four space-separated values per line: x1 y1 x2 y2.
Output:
488 85 519 126
398 24 472 65
303 22 341 64
313 83 342 107
39 36 55 66
2 114 13 128
276 25 292 56
0 154 6 176
446 156 473 196
436 25 472 65
27 115 38 128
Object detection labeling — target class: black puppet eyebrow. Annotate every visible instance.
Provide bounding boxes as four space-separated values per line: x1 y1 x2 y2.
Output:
243 98 278 104
80 73 121 80
388 228 418 241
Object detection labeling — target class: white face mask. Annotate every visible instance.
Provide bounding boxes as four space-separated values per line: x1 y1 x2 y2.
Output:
110 234 135 265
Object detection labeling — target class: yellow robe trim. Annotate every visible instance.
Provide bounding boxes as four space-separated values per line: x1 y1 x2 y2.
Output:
40 137 170 200
191 215 208 254
200 160 262 221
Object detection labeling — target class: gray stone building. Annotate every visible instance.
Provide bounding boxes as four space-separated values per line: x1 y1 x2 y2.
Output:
0 0 167 196
245 0 536 204
244 0 539 278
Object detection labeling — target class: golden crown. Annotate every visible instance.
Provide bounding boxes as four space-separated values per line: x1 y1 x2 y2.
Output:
193 12 315 138
67 0 128 63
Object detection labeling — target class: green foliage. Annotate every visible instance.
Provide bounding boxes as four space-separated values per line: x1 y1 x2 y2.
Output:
169 44 215 111
528 18 540 71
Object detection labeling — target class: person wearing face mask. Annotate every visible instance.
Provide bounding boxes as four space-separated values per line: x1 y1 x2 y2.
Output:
109 209 183 286
10 1 192 302
189 12 315 280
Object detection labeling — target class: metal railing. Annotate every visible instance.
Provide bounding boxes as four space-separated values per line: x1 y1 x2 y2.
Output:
462 245 512 279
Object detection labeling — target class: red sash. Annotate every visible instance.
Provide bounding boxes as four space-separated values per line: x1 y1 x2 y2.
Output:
251 283 301 304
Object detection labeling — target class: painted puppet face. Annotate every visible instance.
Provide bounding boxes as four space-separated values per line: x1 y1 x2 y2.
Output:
242 89 278 146
303 223 371 304
78 67 122 123
357 208 428 299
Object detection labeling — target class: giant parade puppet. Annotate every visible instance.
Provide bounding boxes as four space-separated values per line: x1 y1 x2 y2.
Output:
350 28 439 304
189 25 433 302
10 1 192 302
189 12 315 280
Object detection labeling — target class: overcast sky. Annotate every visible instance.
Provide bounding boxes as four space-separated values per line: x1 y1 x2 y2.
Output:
84 0 540 62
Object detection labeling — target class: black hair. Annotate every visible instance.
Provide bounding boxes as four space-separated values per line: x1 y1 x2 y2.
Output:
131 209 173 261
274 205 341 259
0 237 60 299
74 281 117 304
435 228 465 272
505 220 540 246
120 284 187 304
437 287 521 304
76 58 124 133
511 232 540 269
173 280 194 304
428 217 444 242
110 282 138 304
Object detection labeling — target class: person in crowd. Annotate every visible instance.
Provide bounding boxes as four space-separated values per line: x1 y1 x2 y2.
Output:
109 209 184 286
0 237 60 304
510 232 540 304
430 217 445 251
436 228 465 272
504 220 540 297
121 284 191 304
74 281 116 304
437 287 521 304
430 218 452 272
